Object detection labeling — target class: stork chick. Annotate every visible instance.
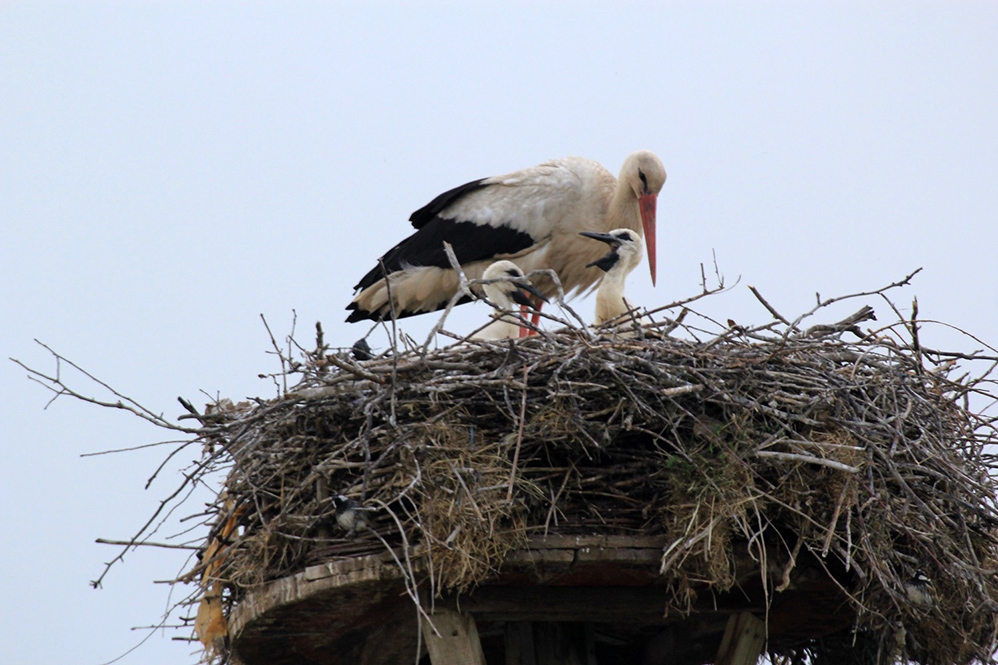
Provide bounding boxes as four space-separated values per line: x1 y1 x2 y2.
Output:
472 261 548 339
580 229 645 327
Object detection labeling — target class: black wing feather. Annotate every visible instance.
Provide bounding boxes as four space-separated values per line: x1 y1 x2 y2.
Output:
347 178 540 322
408 178 488 229
351 218 536 292
345 293 475 323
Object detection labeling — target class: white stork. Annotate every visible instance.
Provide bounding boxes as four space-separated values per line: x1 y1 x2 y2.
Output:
580 229 646 327
345 151 665 322
471 261 548 340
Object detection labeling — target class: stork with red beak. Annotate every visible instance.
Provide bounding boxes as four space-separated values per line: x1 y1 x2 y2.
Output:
345 151 665 323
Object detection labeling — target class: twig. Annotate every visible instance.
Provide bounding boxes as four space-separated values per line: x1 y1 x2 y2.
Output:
91 466 203 589
755 450 861 473
749 285 790 325
784 268 922 338
507 364 530 503
259 314 288 396
80 439 190 457
380 258 400 427
803 305 877 339
420 242 474 352
96 538 200 551
909 296 923 372
11 342 198 434
323 352 382 382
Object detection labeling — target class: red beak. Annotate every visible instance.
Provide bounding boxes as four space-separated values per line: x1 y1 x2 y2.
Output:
639 192 657 285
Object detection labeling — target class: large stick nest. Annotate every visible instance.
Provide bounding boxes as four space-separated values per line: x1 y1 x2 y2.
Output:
191 288 998 665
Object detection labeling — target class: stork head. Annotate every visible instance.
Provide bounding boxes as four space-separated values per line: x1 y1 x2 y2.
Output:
580 229 645 278
481 260 548 309
619 151 665 286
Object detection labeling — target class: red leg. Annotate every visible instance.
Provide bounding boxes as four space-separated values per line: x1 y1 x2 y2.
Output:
530 301 543 329
517 300 543 337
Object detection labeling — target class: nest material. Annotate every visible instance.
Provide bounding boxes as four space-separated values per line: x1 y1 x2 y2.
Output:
194 303 998 665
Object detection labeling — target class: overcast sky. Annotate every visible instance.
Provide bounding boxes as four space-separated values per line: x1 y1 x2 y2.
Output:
3 3 997 664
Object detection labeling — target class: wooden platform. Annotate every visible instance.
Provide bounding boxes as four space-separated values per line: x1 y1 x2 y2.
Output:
230 536 854 665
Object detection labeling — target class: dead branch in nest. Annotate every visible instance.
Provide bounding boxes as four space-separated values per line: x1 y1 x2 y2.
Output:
10 340 200 434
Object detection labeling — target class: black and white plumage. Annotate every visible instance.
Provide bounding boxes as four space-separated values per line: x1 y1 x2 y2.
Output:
346 151 665 323
904 571 934 608
333 495 375 536
471 260 548 340
580 228 645 326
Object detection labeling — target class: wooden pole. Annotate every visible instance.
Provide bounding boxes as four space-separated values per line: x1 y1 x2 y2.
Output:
505 622 537 665
714 612 766 665
533 623 596 665
422 609 487 665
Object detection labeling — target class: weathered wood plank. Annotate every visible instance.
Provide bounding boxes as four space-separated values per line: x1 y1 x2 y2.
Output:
228 538 842 665
504 622 537 665
422 609 487 665
575 546 663 564
534 623 594 665
230 551 406 638
443 586 675 623
527 535 668 549
231 536 674 641
503 549 576 566
581 623 597 665
714 612 766 665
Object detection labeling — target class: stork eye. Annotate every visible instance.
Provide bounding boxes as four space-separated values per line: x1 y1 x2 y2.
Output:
617 231 633 241
638 170 648 192
505 269 520 277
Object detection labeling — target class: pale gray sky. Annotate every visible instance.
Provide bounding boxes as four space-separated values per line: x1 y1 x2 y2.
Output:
3 3 997 664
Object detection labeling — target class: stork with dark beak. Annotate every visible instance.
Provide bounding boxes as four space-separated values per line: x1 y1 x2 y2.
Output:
580 229 645 327
472 261 548 340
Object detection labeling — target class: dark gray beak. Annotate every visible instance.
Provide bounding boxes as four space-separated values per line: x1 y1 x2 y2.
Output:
510 281 549 307
580 231 622 272
579 230 621 247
